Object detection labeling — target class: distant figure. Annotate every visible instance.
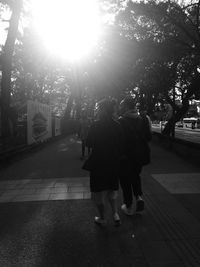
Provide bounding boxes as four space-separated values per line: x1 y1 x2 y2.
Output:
118 96 152 215
191 121 195 129
83 98 122 226
79 113 91 160
139 110 152 142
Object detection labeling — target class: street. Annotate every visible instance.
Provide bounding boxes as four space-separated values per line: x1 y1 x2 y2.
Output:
152 124 200 143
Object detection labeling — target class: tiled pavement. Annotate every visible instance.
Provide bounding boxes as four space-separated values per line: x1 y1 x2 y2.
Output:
0 177 91 203
152 173 200 194
1 172 200 203
1 135 200 266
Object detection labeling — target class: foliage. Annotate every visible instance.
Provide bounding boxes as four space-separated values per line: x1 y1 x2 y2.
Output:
1 0 200 140
12 27 72 116
116 0 200 134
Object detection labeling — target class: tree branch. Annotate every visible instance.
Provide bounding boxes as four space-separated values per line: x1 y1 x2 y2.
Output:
176 1 200 42
173 3 197 29
164 91 179 111
197 0 200 30
166 36 194 52
182 3 198 10
183 74 200 101
175 84 182 90
158 5 200 49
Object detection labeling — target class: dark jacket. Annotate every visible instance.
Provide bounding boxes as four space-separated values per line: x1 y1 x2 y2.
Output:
85 117 122 170
118 110 151 165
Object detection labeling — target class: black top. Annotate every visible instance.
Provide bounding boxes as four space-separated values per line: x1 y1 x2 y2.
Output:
118 114 151 165
86 118 122 170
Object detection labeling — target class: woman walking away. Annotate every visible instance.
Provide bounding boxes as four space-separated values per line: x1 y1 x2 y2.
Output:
83 98 122 226
118 96 151 215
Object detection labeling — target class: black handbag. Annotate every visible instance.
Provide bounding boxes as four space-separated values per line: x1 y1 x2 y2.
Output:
82 155 94 171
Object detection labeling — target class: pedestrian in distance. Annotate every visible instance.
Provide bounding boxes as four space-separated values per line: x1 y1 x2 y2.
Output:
79 111 91 160
139 109 152 142
118 96 152 215
82 98 122 226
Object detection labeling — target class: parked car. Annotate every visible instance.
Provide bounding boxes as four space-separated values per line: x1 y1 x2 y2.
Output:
183 117 200 129
160 121 167 127
176 121 183 128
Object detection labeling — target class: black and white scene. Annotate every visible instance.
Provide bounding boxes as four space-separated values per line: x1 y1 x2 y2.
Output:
0 0 200 266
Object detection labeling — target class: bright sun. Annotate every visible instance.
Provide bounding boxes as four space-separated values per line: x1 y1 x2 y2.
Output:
31 0 102 62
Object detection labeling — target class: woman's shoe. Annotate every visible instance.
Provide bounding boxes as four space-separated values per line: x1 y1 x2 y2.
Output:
113 213 121 227
121 204 134 216
136 197 144 212
94 216 106 226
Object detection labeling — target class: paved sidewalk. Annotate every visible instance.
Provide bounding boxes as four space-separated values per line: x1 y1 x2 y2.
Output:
0 135 200 266
0 177 90 203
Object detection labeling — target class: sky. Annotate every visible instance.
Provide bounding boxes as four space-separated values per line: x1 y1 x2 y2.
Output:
0 0 104 62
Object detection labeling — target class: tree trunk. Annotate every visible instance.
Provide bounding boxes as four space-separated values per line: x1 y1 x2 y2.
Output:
74 97 82 120
162 100 189 136
162 74 200 136
64 94 74 120
1 1 22 140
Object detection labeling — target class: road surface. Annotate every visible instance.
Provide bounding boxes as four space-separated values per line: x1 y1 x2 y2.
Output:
152 124 200 143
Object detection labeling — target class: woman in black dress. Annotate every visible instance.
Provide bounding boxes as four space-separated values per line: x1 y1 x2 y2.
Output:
85 98 122 226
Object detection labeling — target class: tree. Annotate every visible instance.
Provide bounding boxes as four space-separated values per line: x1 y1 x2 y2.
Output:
116 0 200 135
0 0 22 139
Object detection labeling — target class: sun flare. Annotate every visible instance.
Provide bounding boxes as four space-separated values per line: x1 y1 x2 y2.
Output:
31 0 102 62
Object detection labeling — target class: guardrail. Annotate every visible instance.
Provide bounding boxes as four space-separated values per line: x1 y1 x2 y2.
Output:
152 131 200 165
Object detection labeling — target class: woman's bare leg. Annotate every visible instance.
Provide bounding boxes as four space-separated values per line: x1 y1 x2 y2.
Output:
92 192 105 220
107 191 121 225
107 191 118 215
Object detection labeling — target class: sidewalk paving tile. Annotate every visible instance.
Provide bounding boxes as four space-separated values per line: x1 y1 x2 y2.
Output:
0 177 91 203
144 191 200 239
49 192 84 200
50 187 68 193
68 186 90 193
36 187 54 194
148 261 184 267
13 193 50 202
61 182 89 187
54 182 70 188
137 239 181 266
21 188 37 195
0 189 22 197
0 183 18 190
26 179 43 184
152 173 200 194
0 194 15 202
83 192 91 199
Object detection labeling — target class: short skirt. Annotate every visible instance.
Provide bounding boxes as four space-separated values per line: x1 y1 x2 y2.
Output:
90 168 119 192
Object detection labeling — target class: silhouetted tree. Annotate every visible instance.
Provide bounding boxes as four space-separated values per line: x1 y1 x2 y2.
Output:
117 0 200 135
0 0 22 139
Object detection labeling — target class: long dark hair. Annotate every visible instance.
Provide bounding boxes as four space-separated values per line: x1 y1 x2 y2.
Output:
97 98 117 118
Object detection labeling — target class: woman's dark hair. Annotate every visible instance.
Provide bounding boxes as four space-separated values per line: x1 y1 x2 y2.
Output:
122 96 136 110
97 98 117 117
